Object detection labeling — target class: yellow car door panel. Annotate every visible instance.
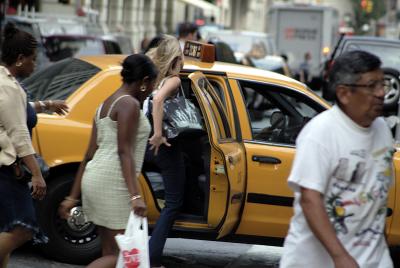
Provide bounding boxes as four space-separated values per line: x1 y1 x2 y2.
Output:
189 72 246 238
233 79 326 237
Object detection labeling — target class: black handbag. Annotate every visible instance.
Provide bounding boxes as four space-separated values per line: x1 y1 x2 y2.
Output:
13 154 50 182
145 87 204 139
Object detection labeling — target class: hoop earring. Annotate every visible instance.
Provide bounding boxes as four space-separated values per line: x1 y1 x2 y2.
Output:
16 62 22 67
140 86 146 92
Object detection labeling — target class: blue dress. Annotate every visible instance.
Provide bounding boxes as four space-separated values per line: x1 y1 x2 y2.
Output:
0 99 48 244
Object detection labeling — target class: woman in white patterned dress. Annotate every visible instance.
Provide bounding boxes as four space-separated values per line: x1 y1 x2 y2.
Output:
58 54 158 268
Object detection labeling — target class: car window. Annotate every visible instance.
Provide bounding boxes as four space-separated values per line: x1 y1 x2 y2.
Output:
113 36 133 54
208 80 227 107
38 21 87 36
44 37 105 62
208 32 273 56
7 21 35 36
197 77 231 139
344 42 400 70
3 19 42 42
102 40 122 54
23 58 100 101
250 56 286 75
238 80 324 145
212 42 238 64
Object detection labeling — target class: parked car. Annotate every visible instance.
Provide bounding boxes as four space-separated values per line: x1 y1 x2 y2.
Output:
102 33 135 54
207 39 238 64
198 23 224 40
208 32 290 77
2 15 121 71
241 54 291 77
322 35 400 110
43 34 122 62
206 30 277 60
4 14 103 37
23 43 400 265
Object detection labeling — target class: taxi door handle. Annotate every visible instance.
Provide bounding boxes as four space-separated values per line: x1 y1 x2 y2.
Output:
252 155 281 164
227 152 241 165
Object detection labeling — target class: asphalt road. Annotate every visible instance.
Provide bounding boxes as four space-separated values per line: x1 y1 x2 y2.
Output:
8 238 283 268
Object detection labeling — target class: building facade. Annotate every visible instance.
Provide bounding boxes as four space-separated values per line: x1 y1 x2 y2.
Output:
38 0 222 51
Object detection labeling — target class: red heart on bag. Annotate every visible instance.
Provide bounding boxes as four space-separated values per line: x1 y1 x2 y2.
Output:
122 249 141 268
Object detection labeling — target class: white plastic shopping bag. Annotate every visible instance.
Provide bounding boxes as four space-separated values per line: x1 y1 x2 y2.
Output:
115 212 150 268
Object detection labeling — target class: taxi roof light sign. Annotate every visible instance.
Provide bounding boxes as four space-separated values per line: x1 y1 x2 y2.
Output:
183 41 215 63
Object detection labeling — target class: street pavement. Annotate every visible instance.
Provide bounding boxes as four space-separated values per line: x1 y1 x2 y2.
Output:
9 238 282 268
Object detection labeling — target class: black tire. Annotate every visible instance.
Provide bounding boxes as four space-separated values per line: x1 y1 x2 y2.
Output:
383 67 400 110
35 173 101 265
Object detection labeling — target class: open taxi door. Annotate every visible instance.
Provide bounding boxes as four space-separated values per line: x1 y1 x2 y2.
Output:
189 71 246 239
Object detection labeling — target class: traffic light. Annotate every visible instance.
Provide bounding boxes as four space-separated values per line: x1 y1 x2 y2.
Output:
366 0 373 13
361 0 373 13
361 0 367 9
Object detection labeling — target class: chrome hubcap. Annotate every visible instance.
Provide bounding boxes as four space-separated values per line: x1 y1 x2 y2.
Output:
67 206 91 232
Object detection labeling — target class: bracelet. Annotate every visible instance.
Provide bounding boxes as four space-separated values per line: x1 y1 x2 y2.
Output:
130 194 141 201
65 196 79 203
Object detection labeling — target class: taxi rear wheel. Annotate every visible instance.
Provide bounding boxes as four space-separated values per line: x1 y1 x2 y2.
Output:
35 173 101 265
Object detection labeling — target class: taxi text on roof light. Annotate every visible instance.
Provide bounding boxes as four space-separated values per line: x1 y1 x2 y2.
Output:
183 41 215 63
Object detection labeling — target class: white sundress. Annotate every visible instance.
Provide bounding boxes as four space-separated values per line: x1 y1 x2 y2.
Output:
81 95 151 229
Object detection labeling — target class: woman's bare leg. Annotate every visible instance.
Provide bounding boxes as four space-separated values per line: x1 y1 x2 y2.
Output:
86 226 124 268
0 227 33 267
1 254 9 268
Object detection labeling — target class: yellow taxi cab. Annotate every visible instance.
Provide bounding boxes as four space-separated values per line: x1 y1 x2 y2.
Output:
24 42 399 264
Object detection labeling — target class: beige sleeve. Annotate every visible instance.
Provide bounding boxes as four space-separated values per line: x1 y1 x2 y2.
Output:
0 85 35 157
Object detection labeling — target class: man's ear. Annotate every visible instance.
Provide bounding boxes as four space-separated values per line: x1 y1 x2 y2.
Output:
336 85 351 105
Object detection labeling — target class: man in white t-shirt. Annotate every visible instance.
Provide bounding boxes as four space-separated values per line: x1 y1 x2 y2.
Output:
280 50 394 268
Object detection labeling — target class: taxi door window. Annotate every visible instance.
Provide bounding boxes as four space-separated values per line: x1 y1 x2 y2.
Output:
238 80 324 145
209 80 227 108
197 77 231 139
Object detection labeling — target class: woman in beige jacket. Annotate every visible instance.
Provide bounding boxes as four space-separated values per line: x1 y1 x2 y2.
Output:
0 23 49 267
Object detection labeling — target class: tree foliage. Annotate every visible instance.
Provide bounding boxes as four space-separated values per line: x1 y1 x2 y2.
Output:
350 0 386 34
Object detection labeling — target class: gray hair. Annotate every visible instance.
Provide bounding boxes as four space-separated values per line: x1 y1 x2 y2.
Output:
328 50 381 102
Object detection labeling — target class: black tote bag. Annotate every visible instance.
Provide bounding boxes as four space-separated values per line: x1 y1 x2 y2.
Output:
145 86 204 139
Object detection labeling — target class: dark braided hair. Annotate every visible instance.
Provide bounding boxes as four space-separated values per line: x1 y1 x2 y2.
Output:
1 22 38 66
121 54 158 84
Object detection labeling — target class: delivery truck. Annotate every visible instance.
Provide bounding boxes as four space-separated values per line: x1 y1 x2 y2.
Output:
268 3 339 83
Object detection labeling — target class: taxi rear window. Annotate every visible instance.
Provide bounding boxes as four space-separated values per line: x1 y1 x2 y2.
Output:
23 58 100 101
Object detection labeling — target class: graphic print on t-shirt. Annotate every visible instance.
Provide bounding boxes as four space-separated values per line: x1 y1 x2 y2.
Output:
326 147 394 242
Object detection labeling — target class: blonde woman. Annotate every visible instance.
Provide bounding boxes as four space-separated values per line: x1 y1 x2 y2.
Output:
145 35 185 268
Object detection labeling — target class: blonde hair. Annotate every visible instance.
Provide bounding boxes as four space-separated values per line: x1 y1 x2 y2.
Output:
145 35 182 88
